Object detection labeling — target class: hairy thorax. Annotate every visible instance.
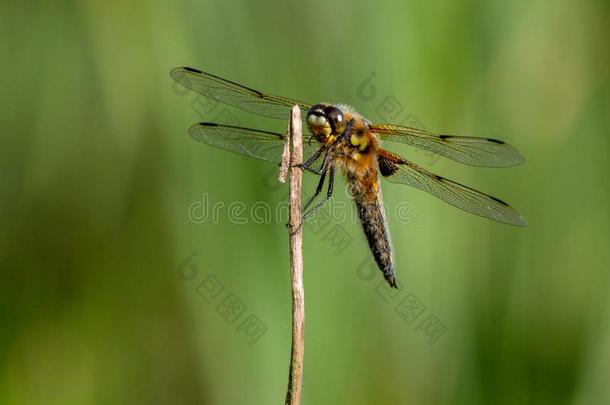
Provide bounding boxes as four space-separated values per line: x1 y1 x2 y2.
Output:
334 113 381 198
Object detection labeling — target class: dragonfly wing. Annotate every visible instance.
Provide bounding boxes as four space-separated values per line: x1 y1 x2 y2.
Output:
171 67 312 120
371 124 525 167
378 149 527 226
189 122 322 165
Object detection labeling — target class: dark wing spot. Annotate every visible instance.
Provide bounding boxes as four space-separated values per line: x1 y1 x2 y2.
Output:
184 66 203 74
438 177 511 206
378 156 399 177
440 134 505 145
488 194 510 206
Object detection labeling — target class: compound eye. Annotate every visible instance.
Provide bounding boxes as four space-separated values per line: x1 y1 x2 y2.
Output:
307 105 328 125
324 106 345 132
307 104 325 117
324 106 343 122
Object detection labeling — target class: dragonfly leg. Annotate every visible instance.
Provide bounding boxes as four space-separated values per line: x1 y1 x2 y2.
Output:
326 163 335 197
301 163 335 222
303 168 327 212
289 158 334 236
294 146 326 175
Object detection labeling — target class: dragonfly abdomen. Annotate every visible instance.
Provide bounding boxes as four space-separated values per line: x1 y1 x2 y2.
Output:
349 172 397 288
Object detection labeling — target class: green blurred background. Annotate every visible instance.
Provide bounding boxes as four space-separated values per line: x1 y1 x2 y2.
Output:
1 0 609 404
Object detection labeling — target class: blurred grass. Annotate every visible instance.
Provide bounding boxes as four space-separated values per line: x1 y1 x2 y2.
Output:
1 0 609 404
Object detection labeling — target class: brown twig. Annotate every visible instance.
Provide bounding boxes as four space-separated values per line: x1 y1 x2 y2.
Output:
282 105 304 405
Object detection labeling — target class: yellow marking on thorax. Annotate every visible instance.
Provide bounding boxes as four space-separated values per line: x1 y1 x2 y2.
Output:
350 133 369 151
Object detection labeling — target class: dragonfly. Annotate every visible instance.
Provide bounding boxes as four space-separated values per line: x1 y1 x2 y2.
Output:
170 66 527 288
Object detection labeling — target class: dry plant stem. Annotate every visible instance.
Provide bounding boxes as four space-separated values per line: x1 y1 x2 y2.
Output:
284 105 304 405
278 128 291 183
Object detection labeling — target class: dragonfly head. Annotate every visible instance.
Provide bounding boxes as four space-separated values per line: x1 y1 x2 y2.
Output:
306 104 346 141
